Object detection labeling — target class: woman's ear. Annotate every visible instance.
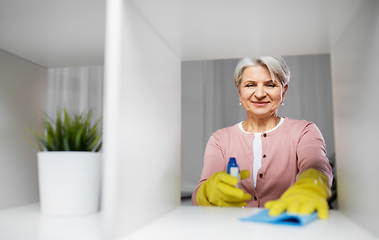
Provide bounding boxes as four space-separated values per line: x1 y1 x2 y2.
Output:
282 84 288 100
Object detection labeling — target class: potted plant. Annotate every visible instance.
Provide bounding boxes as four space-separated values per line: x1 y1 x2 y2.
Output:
28 108 102 216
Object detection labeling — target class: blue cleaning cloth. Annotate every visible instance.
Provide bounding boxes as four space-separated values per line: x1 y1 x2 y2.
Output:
240 209 318 226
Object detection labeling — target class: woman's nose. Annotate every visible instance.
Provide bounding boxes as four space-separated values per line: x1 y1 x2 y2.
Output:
254 86 266 98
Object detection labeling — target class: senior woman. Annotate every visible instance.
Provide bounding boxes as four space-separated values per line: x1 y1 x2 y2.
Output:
191 56 333 219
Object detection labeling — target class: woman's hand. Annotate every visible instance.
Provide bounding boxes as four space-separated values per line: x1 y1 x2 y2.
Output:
196 170 251 207
265 169 331 219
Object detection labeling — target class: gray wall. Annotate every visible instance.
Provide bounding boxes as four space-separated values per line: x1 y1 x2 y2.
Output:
181 54 334 194
0 49 47 210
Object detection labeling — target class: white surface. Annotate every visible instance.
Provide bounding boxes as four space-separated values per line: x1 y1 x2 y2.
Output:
125 207 378 240
101 1 123 237
101 0 181 238
0 204 103 240
0 49 47 210
131 0 365 60
38 152 101 216
0 0 365 68
331 0 379 237
0 0 105 68
0 204 377 240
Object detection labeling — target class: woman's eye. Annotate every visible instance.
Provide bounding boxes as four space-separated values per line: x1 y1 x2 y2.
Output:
246 84 255 87
267 84 276 88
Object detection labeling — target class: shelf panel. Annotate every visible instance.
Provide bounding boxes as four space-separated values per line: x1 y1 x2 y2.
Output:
0 203 102 240
1 204 377 240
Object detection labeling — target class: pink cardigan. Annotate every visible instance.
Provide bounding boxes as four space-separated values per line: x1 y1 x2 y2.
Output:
192 117 333 207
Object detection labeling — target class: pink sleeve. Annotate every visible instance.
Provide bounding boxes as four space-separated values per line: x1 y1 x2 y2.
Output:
296 123 333 187
191 133 226 206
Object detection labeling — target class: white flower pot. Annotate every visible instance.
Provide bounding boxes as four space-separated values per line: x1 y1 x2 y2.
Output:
37 152 102 216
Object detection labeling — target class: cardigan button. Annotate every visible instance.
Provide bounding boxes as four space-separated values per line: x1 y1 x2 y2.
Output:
254 196 257 201
263 133 267 137
259 174 263 178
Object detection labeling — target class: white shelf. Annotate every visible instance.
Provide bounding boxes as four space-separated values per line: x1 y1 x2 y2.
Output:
1 203 377 240
0 203 102 240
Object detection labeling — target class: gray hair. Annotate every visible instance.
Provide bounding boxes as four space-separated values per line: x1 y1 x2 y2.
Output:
233 56 290 87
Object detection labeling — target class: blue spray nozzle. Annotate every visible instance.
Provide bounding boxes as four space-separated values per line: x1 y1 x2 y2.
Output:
227 157 239 174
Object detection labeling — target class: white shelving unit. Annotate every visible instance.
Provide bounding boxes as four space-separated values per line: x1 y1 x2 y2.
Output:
0 0 379 239
1 204 378 240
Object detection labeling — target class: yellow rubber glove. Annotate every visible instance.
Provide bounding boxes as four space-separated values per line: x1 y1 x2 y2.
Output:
196 170 251 207
265 169 331 219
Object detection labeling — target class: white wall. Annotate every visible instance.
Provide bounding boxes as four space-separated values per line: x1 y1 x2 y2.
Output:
101 0 181 238
0 49 47 210
331 0 379 237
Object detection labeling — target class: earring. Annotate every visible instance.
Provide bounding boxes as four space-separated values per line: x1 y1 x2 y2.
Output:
280 102 284 106
239 102 242 105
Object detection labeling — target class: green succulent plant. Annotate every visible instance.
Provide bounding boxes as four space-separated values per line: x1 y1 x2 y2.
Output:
28 108 102 152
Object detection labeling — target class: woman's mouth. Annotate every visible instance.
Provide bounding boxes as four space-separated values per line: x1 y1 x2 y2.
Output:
252 101 269 107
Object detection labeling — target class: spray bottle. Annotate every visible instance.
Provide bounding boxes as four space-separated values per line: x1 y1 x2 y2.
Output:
227 157 241 188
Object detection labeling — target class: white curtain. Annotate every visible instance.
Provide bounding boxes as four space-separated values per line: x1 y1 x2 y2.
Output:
181 54 335 195
46 66 104 125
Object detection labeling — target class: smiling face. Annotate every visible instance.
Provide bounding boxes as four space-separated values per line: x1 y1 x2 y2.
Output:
238 65 288 120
